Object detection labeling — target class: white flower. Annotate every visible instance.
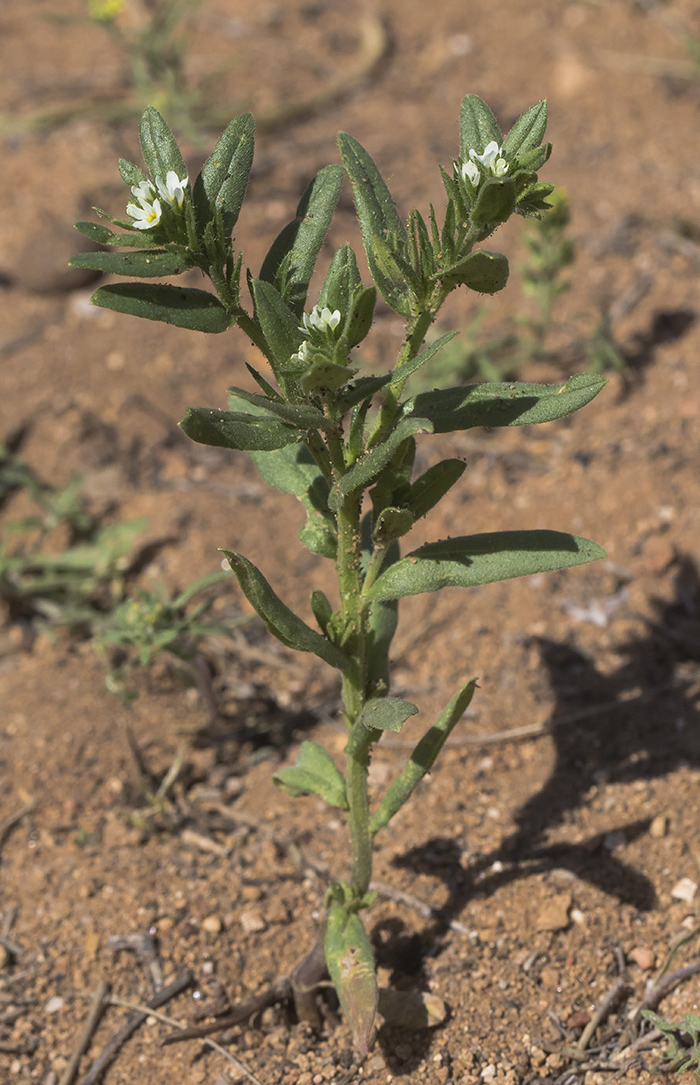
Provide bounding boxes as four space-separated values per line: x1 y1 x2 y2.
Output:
461 159 481 187
302 306 342 334
291 340 312 364
469 140 508 178
126 182 162 230
155 170 189 208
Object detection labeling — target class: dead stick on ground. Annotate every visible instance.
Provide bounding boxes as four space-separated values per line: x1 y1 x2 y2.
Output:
578 977 629 1053
0 800 35 851
58 981 110 1085
79 970 192 1085
108 995 263 1085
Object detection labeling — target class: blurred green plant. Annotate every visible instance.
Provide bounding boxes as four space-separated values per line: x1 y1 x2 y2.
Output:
642 1011 700 1081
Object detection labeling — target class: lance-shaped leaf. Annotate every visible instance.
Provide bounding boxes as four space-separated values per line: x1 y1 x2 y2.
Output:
366 530 606 603
460 94 502 158
260 165 344 316
228 388 327 431
69 249 191 278
334 373 392 415
471 177 516 225
195 112 255 232
328 416 433 511
118 158 148 187
408 459 466 520
405 373 606 433
91 283 231 333
273 741 348 809
74 221 162 249
319 244 362 313
250 278 303 379
248 439 337 559
180 407 299 452
222 550 348 670
393 330 459 384
441 249 509 294
356 697 418 733
338 133 411 317
325 900 377 1057
503 99 548 159
366 541 399 691
139 107 187 184
370 678 478 835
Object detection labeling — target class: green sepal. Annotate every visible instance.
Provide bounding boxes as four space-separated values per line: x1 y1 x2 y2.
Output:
356 697 418 733
259 164 344 317
459 94 502 158
366 531 606 603
248 442 337 559
227 387 327 431
442 249 509 294
408 459 466 520
250 278 303 380
139 107 187 185
310 589 333 634
337 132 411 318
319 244 363 313
373 506 414 543
118 158 148 187
344 285 376 348
180 407 299 451
471 177 516 225
324 898 377 1057
273 741 348 809
516 144 551 172
194 112 255 234
503 99 548 159
393 331 459 385
90 283 231 332
405 373 606 433
69 249 191 278
245 363 279 400
328 417 433 511
221 550 348 670
370 678 478 835
301 360 357 395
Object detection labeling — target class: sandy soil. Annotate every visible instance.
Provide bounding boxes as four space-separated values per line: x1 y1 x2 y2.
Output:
1 2 700 1084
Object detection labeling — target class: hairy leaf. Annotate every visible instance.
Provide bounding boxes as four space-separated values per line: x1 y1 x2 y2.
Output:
91 283 231 332
325 901 377 1056
273 741 348 809
180 407 299 451
356 697 418 733
70 249 190 278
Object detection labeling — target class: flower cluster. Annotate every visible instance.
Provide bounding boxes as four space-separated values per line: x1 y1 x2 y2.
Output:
460 141 509 188
126 171 189 230
291 306 343 366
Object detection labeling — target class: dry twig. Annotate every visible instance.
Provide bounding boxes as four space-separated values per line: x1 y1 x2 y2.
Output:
58 980 110 1085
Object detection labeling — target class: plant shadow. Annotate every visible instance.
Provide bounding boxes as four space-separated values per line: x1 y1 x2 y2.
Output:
391 552 700 940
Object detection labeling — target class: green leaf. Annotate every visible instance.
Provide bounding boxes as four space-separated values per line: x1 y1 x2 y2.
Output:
394 331 459 384
325 900 377 1057
503 99 548 159
222 550 348 669
250 278 303 379
408 459 466 520
370 678 478 835
73 221 162 248
118 158 148 187
405 373 606 433
227 388 327 431
460 95 502 158
91 283 231 332
248 441 336 559
273 741 348 809
367 531 606 603
195 112 255 232
259 165 344 316
310 589 333 633
329 417 433 511
337 133 411 317
318 244 363 317
334 373 392 415
373 506 414 543
344 285 377 348
300 360 357 395
471 177 516 225
442 249 509 294
356 697 418 733
69 249 191 278
180 407 299 451
139 107 187 183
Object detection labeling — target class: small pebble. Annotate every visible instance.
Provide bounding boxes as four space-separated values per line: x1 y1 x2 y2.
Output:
671 878 697 903
45 996 64 1014
629 946 655 971
536 893 571 932
202 914 222 935
649 815 668 838
239 909 266 934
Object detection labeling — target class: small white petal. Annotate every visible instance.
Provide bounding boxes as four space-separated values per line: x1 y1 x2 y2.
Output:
461 160 481 187
470 140 502 170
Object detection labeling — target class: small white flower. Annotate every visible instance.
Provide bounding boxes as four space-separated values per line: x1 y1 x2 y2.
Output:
155 170 189 208
461 159 481 187
126 182 162 230
291 340 312 364
469 140 508 178
302 306 342 334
